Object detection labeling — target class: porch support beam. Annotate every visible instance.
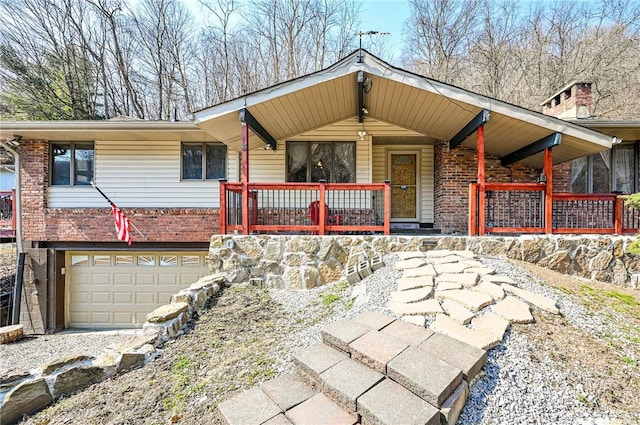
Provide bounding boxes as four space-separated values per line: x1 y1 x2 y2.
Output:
357 70 365 123
449 109 490 149
239 108 277 151
501 132 562 166
544 147 553 234
241 121 250 235
477 125 486 236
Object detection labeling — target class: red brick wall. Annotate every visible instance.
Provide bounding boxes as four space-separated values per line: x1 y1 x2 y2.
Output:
434 140 542 233
541 83 592 117
20 139 220 244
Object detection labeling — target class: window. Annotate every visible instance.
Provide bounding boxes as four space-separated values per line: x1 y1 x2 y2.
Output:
182 143 227 180
570 143 637 194
51 142 94 186
286 142 356 183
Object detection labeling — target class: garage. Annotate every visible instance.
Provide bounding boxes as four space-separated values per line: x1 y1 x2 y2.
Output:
66 251 210 329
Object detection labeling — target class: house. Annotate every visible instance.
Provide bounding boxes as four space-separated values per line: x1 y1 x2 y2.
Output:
0 50 623 333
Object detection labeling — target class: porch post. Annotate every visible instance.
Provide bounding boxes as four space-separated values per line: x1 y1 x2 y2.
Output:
241 122 250 235
544 147 553 234
384 180 391 235
468 183 477 235
219 181 227 234
319 181 327 235
477 125 486 236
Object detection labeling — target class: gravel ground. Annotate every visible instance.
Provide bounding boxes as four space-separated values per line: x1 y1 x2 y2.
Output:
0 329 142 372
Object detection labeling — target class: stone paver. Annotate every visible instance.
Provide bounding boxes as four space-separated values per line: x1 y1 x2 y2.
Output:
502 284 560 314
459 259 485 268
424 249 453 258
292 343 348 381
433 263 469 274
262 414 293 425
418 332 487 381
493 296 535 324
435 289 493 312
319 358 384 411
218 387 281 425
395 258 427 270
400 315 426 326
397 276 434 291
380 319 435 346
397 252 425 260
471 312 510 342
436 281 463 291
387 299 443 316
483 274 514 284
472 281 505 300
440 380 469 425
436 273 479 287
390 287 433 304
349 330 409 373
427 254 463 265
261 374 315 411
430 314 500 350
441 299 475 324
464 267 495 275
321 319 372 352
351 311 396 330
387 346 463 408
403 265 437 278
357 378 441 425
456 250 476 259
285 393 357 425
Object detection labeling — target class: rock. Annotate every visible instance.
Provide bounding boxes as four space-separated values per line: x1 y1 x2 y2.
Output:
301 266 320 289
435 290 493 312
502 284 560 314
397 276 433 291
395 257 427 270
436 273 479 287
390 287 434 304
521 238 544 262
0 325 24 344
427 255 463 265
430 314 500 350
436 281 463 291
441 299 475 324
0 368 31 391
234 237 263 259
397 251 426 260
459 260 484 268
538 250 571 274
318 261 343 284
387 299 443 316
464 267 495 276
472 281 505 300
400 315 426 327
433 263 469 274
471 312 510 342
424 249 454 258
403 265 437 277
42 354 93 375
590 250 614 271
52 366 105 399
493 296 535 324
117 352 146 373
0 378 53 424
264 240 284 261
146 302 189 323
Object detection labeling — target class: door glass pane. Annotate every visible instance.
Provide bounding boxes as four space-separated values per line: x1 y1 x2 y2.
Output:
115 255 133 266
71 255 88 266
137 255 156 266
334 143 356 183
206 145 226 179
74 143 94 185
592 152 611 193
181 255 201 266
310 143 332 182
160 255 177 266
613 145 634 193
93 255 111 266
52 143 71 185
287 143 308 182
182 144 203 180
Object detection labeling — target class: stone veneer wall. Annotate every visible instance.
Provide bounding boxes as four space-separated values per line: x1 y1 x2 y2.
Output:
209 234 640 289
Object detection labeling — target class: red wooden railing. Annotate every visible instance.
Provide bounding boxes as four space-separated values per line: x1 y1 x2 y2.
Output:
220 182 391 235
469 183 636 235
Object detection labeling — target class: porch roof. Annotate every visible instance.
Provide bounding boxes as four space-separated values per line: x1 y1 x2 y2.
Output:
194 50 616 169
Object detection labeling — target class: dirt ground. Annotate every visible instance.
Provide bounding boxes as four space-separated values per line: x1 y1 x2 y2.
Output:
0 243 16 294
13 259 640 425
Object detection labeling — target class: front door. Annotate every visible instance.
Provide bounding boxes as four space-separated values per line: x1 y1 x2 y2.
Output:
389 151 419 221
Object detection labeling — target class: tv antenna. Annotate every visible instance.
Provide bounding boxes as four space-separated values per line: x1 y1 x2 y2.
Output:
356 31 390 62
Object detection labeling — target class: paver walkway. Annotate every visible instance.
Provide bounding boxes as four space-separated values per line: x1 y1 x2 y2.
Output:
218 250 560 425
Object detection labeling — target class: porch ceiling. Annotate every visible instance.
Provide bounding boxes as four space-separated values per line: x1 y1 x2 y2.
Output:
193 50 616 168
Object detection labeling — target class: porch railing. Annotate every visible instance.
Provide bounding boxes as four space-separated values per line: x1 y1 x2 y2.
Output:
0 190 15 238
220 181 391 235
470 183 637 235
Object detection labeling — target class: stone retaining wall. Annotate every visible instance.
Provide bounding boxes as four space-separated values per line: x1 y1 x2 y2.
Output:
208 234 640 289
0 275 224 424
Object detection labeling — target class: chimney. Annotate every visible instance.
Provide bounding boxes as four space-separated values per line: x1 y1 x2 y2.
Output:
541 82 592 119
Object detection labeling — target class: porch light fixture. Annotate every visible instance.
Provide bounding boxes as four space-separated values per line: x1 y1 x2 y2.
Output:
358 121 367 140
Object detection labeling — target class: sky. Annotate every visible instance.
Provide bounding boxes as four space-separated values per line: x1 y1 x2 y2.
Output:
358 0 411 62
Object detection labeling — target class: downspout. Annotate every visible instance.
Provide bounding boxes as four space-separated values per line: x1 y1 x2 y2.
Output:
0 138 25 325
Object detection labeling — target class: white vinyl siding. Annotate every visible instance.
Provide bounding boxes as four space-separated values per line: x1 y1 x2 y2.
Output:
48 140 233 208
372 145 434 223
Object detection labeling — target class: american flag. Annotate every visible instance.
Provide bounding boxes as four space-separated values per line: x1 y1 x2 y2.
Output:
112 204 131 245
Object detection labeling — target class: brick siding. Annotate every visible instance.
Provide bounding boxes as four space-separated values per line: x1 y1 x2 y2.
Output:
20 139 220 244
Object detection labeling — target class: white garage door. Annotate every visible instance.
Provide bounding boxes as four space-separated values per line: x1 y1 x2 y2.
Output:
67 251 210 329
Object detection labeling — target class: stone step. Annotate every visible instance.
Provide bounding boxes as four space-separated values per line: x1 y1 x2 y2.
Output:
435 289 493 312
386 299 443 316
397 276 434 291
493 296 535 324
502 283 560 314
319 358 385 412
285 393 358 425
430 314 501 350
389 286 433 303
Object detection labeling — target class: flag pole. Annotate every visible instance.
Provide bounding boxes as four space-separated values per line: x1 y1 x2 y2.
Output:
91 181 146 239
